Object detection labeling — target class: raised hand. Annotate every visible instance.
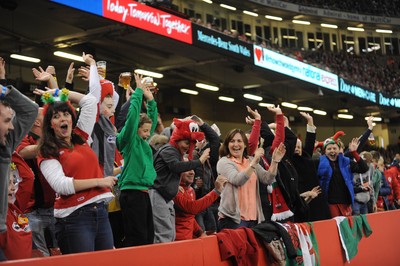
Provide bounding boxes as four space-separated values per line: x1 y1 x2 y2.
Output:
32 66 52 82
66 62 75 84
78 66 90 82
134 73 153 101
300 112 314 126
0 57 5 79
199 148 210 164
348 137 360 152
267 105 282 115
191 115 204 126
366 116 374 130
143 85 154 101
125 86 134 101
82 52 95 66
45 65 56 76
245 116 254 125
246 106 261 120
272 142 286 162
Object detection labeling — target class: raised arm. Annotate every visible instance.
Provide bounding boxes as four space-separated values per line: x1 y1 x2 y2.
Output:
357 116 374 153
246 106 261 156
348 138 369 173
64 62 75 90
300 112 316 157
117 74 155 150
32 66 58 89
197 118 220 167
267 105 285 153
0 57 6 85
2 86 38 152
82 53 102 102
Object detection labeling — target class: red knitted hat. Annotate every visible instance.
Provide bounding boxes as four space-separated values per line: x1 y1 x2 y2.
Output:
100 79 114 102
169 118 205 159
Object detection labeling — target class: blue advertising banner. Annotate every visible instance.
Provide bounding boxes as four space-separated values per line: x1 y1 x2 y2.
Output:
253 45 339 91
52 0 103 16
192 23 253 62
339 78 376 103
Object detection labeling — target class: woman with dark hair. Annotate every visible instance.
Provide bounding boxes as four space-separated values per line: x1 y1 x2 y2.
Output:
34 54 117 254
216 126 286 231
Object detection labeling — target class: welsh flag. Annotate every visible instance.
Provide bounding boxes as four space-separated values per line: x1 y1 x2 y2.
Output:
333 215 373 262
282 222 320 266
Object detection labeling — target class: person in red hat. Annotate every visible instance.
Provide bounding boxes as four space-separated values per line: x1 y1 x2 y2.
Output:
150 117 211 243
34 53 117 254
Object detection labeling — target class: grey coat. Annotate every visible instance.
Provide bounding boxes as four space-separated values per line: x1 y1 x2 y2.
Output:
0 86 38 232
217 156 276 224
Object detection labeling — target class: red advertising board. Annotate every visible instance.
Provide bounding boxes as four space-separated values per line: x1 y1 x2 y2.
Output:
103 0 192 44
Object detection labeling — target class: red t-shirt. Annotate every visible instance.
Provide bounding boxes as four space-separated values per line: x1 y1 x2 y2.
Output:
37 128 110 210
0 204 32 260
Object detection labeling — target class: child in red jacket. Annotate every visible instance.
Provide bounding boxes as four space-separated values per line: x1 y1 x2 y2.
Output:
0 153 33 260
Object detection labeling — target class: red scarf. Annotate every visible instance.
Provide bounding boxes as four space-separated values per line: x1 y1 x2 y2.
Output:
261 156 293 221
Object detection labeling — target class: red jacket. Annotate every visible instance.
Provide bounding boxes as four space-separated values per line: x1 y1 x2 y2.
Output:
216 227 259 266
173 183 219 240
11 153 34 212
383 166 400 203
16 133 56 210
0 155 33 260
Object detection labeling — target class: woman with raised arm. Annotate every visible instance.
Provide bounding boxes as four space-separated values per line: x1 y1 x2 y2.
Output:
217 122 286 230
34 53 117 255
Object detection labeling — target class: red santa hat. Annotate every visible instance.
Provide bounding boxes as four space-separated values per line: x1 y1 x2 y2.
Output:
100 79 114 103
169 118 205 160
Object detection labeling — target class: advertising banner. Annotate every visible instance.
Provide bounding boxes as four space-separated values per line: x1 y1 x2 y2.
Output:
253 45 339 91
192 23 252 62
52 0 192 44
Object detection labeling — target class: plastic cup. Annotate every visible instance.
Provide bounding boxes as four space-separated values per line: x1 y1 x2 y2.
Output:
120 72 132 89
96 61 107 79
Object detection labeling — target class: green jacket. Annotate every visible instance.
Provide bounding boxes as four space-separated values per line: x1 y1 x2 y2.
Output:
117 88 158 191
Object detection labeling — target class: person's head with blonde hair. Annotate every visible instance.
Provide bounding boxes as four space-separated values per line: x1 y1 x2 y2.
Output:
148 133 168 151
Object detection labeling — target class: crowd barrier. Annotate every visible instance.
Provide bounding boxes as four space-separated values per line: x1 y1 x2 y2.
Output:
3 210 399 266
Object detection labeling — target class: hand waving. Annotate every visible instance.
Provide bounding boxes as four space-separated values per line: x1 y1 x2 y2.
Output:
272 142 286 162
66 62 75 84
348 138 360 152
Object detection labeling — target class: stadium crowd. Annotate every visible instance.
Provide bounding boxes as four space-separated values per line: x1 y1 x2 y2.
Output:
1 51 400 261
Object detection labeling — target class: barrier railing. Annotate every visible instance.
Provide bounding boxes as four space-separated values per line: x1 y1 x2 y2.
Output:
3 209 400 266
